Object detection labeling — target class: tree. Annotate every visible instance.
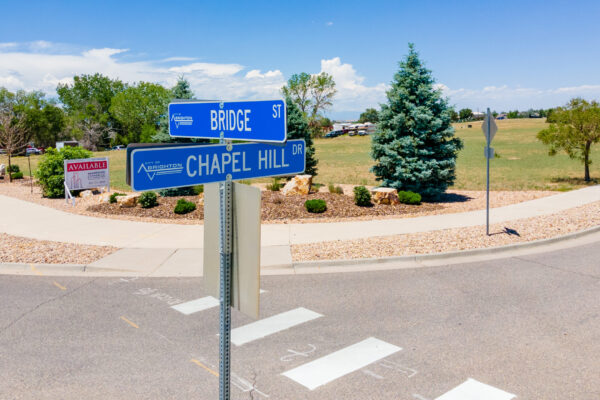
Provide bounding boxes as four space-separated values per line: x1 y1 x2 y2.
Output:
281 73 312 115
359 108 380 123
449 109 459 122
286 97 317 176
371 44 463 199
537 98 600 182
0 103 29 182
458 108 473 121
109 82 171 144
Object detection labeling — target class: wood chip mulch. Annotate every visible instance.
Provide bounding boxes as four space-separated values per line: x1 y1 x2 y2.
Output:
88 196 204 221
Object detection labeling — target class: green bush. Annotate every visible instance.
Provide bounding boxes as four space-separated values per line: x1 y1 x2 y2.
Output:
7 164 20 173
10 172 24 180
266 178 282 191
328 184 344 194
353 186 372 207
109 193 126 204
397 191 422 205
304 199 327 213
194 185 204 194
139 192 158 208
35 147 93 198
174 198 196 214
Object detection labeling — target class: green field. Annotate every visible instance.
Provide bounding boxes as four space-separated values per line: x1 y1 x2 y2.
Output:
2 118 598 192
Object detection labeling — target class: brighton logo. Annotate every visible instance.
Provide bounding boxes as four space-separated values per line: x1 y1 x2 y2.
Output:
171 113 193 128
137 162 184 181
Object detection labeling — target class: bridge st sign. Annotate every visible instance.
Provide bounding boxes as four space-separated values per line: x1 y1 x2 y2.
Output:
168 99 287 143
129 140 306 191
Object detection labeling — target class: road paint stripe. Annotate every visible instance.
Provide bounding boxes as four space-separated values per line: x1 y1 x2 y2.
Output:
53 281 66 291
120 316 139 329
29 264 43 276
231 307 322 346
435 378 516 400
172 290 268 315
190 359 219 377
282 337 401 390
171 296 220 315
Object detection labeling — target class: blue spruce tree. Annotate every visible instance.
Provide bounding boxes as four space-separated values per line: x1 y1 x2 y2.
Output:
371 44 463 199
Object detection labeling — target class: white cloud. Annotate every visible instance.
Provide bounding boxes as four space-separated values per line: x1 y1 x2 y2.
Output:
326 21 333 26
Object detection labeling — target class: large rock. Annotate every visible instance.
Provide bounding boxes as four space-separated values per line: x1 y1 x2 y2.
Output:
98 192 112 203
370 187 399 205
79 190 94 199
282 175 312 196
117 194 140 208
197 193 204 207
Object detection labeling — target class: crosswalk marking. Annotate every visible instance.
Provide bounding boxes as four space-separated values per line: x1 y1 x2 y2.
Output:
435 379 516 400
172 290 266 315
231 307 322 346
171 296 220 315
282 337 401 390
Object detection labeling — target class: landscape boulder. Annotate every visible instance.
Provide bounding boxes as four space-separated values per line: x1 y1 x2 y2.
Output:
117 194 140 208
98 192 112 203
370 187 400 205
197 193 204 207
79 190 94 199
282 175 312 196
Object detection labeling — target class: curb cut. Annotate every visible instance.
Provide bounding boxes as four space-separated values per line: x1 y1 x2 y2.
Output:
292 224 600 270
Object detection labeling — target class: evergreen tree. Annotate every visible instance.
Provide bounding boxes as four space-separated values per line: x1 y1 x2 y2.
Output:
286 97 318 176
371 44 463 199
152 76 199 143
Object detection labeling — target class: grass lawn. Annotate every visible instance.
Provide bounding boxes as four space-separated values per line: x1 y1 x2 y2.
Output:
2 118 598 192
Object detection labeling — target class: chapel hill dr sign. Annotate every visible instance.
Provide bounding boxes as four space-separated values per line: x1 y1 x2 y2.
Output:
130 140 305 191
168 100 286 142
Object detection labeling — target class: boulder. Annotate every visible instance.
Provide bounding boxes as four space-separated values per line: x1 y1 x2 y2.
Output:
98 192 112 203
282 175 312 196
79 190 94 199
370 187 400 205
117 194 140 208
197 193 204 207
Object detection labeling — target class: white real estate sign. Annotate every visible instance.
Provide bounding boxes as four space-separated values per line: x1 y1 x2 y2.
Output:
64 157 110 191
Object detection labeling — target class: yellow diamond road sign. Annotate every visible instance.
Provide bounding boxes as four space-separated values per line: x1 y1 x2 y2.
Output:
482 113 498 143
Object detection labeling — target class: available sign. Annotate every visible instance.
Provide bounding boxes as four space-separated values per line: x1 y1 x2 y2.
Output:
64 157 110 190
129 140 305 191
168 100 287 142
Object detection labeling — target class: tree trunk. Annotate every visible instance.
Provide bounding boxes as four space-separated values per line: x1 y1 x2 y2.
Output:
584 140 591 182
7 152 12 183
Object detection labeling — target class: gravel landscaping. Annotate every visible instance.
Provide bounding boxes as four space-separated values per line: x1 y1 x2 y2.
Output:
291 201 600 261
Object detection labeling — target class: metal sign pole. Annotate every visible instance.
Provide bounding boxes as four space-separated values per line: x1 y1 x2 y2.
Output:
486 108 491 236
219 140 233 400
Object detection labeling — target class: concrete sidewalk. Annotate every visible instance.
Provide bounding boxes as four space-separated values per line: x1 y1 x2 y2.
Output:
1 185 598 248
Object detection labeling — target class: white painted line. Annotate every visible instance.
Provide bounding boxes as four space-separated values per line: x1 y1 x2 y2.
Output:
435 378 516 400
231 307 322 346
282 337 401 390
171 296 219 315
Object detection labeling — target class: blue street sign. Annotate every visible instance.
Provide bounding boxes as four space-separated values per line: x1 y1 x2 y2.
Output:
169 100 287 143
129 140 305 191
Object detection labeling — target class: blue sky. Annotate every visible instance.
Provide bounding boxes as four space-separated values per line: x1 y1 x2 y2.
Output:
1 0 599 119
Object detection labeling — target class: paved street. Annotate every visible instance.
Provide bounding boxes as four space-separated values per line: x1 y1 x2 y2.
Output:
1 241 599 399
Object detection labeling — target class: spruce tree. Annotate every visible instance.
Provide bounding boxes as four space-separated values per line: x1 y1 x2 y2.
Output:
286 97 318 176
371 44 463 199
152 76 197 143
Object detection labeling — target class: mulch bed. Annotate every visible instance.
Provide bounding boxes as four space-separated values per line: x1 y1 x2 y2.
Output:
87 191 442 222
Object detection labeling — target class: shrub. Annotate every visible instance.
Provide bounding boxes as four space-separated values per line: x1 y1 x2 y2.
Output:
109 193 126 204
397 191 422 205
194 185 204 194
7 164 20 173
35 147 93 198
139 192 158 208
159 186 196 197
10 172 24 180
304 199 327 213
266 178 282 191
353 186 372 207
328 184 344 194
174 198 196 214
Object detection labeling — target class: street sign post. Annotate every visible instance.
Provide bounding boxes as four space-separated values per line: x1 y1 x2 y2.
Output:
129 140 306 192
481 108 498 235
168 100 287 142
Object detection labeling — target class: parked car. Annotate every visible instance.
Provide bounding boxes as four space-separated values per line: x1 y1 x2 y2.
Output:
358 130 368 136
349 131 358 136
324 130 344 138
112 145 125 150
25 147 42 156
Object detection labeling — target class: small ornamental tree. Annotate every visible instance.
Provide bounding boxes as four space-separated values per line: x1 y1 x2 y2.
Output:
371 44 463 199
286 97 318 176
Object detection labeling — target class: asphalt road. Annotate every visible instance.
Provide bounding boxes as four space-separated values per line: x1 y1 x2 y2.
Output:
1 241 599 400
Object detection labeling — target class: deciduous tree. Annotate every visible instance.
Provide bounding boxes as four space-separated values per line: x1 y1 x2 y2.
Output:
0 103 29 182
358 108 379 123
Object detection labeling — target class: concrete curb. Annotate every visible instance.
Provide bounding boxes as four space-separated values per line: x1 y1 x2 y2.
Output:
292 224 600 270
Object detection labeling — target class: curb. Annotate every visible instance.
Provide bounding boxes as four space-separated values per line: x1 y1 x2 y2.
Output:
292 224 600 270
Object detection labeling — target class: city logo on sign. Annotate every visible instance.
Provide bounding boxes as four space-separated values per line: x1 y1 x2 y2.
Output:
137 161 184 181
170 113 193 128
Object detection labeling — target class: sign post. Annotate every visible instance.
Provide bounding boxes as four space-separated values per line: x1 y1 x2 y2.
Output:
64 157 110 206
128 99 299 400
481 108 498 236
